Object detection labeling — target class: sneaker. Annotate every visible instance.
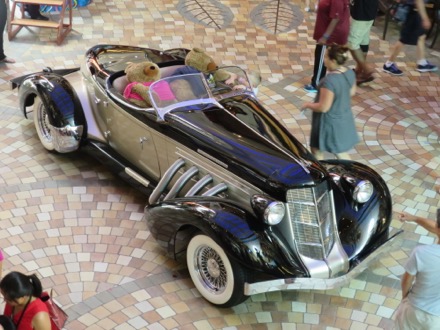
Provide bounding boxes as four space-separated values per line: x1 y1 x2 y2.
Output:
303 84 317 93
417 62 438 73
383 63 403 76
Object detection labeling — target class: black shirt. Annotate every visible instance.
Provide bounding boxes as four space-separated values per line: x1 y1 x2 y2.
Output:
350 0 379 21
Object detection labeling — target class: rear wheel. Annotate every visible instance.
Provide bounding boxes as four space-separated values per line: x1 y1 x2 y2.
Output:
186 233 250 307
33 96 55 151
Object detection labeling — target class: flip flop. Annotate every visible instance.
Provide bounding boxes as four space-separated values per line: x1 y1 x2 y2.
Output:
0 57 16 63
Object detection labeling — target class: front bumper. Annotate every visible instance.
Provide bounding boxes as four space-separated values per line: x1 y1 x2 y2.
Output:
244 228 402 295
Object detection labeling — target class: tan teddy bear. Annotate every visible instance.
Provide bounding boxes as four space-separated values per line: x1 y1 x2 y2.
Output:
168 47 236 101
123 61 161 107
184 47 232 83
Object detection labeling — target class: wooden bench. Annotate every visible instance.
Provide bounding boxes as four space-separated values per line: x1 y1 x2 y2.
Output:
8 0 73 45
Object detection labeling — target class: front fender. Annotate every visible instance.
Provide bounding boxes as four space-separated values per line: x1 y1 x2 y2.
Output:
321 160 392 262
145 197 307 278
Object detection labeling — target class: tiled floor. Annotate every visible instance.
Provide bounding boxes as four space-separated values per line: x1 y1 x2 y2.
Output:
0 1 439 329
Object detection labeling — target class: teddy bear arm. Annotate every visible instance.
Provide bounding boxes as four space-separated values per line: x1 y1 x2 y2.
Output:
132 84 152 105
213 69 233 83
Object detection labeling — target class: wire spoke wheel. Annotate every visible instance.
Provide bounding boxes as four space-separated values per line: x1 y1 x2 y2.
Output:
34 96 55 151
197 244 227 294
187 233 249 307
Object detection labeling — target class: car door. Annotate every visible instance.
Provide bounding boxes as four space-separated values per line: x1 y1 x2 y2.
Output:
105 102 161 181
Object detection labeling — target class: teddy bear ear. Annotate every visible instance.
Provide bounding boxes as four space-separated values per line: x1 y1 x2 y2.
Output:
192 47 204 54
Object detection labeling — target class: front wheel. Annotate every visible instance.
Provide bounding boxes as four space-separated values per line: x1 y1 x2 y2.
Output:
186 233 250 307
33 96 55 151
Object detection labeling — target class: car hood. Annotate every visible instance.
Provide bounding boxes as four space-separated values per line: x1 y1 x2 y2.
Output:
166 98 326 197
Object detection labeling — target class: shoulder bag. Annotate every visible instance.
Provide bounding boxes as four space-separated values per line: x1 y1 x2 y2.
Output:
40 290 68 330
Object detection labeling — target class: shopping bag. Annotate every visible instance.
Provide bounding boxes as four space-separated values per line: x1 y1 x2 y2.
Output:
40 290 68 330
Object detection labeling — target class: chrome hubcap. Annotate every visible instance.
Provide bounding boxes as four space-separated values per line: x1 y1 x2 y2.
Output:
38 105 52 141
196 245 227 293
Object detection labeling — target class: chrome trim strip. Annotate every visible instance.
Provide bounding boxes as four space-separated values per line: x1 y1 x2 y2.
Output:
197 149 228 168
164 166 199 200
149 158 185 205
202 182 228 196
244 229 402 296
176 147 261 197
125 168 150 187
185 174 213 197
326 190 349 277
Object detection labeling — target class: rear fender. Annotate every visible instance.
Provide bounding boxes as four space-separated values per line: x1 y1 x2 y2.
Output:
19 72 87 151
145 198 307 277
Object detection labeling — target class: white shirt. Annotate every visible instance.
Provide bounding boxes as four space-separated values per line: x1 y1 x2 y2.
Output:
406 244 440 316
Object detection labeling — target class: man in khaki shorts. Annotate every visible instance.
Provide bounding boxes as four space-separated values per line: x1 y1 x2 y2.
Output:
347 0 379 85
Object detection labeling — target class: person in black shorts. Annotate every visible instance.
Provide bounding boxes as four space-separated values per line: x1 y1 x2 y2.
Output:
383 0 437 75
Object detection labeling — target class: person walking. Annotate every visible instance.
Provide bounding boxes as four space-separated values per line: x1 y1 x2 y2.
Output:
303 0 350 93
301 45 358 160
0 0 15 64
0 272 51 330
348 0 379 85
383 0 438 75
394 211 440 329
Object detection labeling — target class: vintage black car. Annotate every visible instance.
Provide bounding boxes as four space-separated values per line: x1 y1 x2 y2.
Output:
12 45 401 307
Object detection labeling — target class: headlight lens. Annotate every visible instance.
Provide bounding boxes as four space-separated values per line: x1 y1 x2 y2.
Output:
353 180 374 203
263 201 285 225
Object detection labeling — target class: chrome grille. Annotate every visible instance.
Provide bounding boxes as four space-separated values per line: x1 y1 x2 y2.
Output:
286 182 335 260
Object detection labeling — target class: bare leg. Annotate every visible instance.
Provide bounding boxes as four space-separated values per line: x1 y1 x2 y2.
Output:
350 48 374 76
416 34 426 61
305 0 311 11
350 48 365 73
389 41 404 63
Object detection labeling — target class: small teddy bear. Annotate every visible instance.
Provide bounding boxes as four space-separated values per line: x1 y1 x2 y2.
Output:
123 61 161 107
168 48 239 102
172 47 235 85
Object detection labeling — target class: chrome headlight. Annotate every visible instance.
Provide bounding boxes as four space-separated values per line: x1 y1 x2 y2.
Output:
263 201 285 225
353 180 374 203
251 195 285 225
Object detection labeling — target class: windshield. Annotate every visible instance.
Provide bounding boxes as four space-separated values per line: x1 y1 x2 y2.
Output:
149 66 255 120
149 73 220 120
207 66 256 96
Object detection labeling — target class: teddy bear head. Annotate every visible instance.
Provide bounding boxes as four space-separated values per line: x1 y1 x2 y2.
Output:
125 61 161 83
185 47 218 73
